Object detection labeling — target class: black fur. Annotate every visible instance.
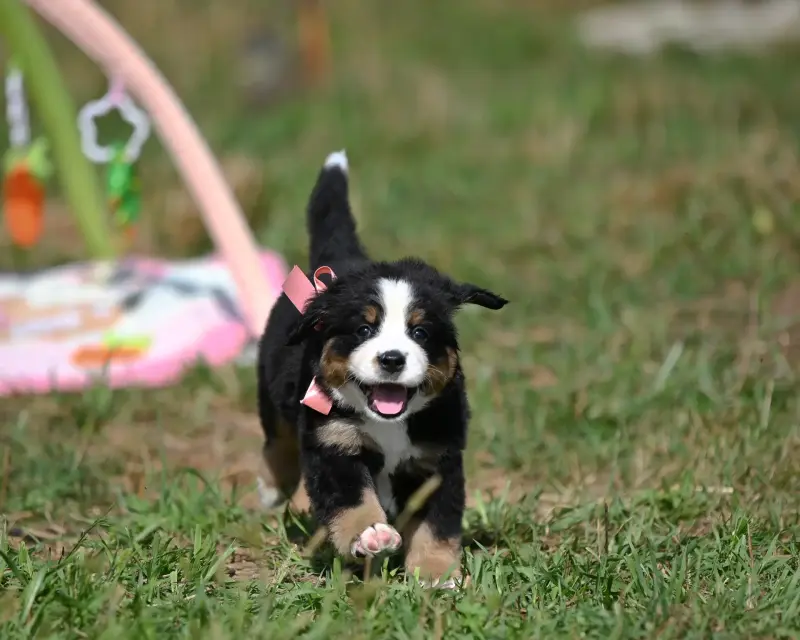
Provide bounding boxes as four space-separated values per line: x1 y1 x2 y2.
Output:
257 154 507 580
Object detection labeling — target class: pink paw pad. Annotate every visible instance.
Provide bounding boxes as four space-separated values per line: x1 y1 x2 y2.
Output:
350 523 402 557
420 577 460 590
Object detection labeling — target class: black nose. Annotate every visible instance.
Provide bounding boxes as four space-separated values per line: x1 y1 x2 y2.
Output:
377 350 406 374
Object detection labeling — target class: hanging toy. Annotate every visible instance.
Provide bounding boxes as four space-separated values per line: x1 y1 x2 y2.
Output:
2 63 52 248
106 140 142 241
78 76 149 246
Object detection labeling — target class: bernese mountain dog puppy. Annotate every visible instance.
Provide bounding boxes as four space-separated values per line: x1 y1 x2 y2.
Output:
257 150 507 588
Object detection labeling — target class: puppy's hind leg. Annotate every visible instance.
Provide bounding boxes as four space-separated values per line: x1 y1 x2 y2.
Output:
259 400 302 509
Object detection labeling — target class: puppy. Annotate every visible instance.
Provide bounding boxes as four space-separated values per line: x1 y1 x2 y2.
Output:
257 150 507 587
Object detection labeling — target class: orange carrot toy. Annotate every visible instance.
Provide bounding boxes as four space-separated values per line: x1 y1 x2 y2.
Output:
3 64 51 249
2 138 51 248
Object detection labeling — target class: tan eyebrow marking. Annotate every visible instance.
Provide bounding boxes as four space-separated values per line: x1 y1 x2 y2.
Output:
364 305 379 324
409 309 425 326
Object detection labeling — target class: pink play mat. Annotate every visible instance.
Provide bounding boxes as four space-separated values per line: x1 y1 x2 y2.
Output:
0 0 287 396
0 251 286 395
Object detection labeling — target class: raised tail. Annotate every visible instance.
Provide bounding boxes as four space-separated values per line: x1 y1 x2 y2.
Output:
306 150 368 269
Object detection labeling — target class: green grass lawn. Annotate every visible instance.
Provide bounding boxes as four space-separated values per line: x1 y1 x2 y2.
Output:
3 1 800 637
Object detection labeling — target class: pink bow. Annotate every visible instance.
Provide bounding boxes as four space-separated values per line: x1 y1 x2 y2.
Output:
282 265 337 414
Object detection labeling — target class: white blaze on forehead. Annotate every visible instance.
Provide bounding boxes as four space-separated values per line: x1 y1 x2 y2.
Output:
376 278 413 347
348 278 429 389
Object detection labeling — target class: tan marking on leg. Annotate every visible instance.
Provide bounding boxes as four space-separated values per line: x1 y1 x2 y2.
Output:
289 474 312 514
262 416 301 500
403 520 461 582
320 339 350 388
422 347 458 396
316 420 364 454
329 490 387 555
364 305 379 324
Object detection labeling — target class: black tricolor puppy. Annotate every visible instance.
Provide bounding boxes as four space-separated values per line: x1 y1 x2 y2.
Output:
257 151 508 588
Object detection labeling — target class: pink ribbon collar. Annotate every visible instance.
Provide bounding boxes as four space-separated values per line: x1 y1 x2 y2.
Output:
282 265 336 414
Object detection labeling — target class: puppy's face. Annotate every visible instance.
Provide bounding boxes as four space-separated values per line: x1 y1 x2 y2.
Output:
289 260 507 422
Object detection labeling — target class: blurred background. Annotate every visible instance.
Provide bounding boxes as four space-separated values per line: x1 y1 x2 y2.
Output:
5 2 800 633
3 0 800 521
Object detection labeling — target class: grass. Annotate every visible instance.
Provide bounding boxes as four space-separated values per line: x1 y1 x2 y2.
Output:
3 0 800 636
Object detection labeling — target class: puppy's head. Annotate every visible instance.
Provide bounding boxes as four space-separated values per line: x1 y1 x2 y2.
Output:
288 259 507 422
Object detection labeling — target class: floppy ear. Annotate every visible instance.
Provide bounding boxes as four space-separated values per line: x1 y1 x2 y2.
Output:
451 282 508 310
286 298 328 345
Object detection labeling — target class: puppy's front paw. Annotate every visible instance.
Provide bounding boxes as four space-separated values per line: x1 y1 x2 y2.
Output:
350 523 402 558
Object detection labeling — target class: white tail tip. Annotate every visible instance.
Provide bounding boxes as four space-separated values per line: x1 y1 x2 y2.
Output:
323 149 348 173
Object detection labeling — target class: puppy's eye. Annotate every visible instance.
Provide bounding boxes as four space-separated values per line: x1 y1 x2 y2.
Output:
411 327 429 342
356 325 373 339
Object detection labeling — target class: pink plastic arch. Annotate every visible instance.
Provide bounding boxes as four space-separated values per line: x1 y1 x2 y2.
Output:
24 0 276 337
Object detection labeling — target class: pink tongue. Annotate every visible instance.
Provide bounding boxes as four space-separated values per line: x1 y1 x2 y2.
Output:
371 385 408 415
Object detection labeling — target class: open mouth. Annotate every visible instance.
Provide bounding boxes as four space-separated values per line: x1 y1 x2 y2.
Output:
359 383 417 418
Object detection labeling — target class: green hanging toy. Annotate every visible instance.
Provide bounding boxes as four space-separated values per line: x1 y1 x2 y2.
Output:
107 141 142 240
78 76 150 247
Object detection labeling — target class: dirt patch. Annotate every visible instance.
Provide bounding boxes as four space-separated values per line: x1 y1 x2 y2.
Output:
667 280 754 340
5 518 74 558
101 405 268 510
664 277 800 369
224 548 271 582
4 518 279 584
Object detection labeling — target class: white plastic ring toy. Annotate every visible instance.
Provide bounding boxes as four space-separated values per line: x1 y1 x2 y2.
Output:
77 81 150 164
5 66 31 148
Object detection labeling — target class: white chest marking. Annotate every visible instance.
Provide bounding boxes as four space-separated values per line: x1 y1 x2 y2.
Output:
359 419 421 517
